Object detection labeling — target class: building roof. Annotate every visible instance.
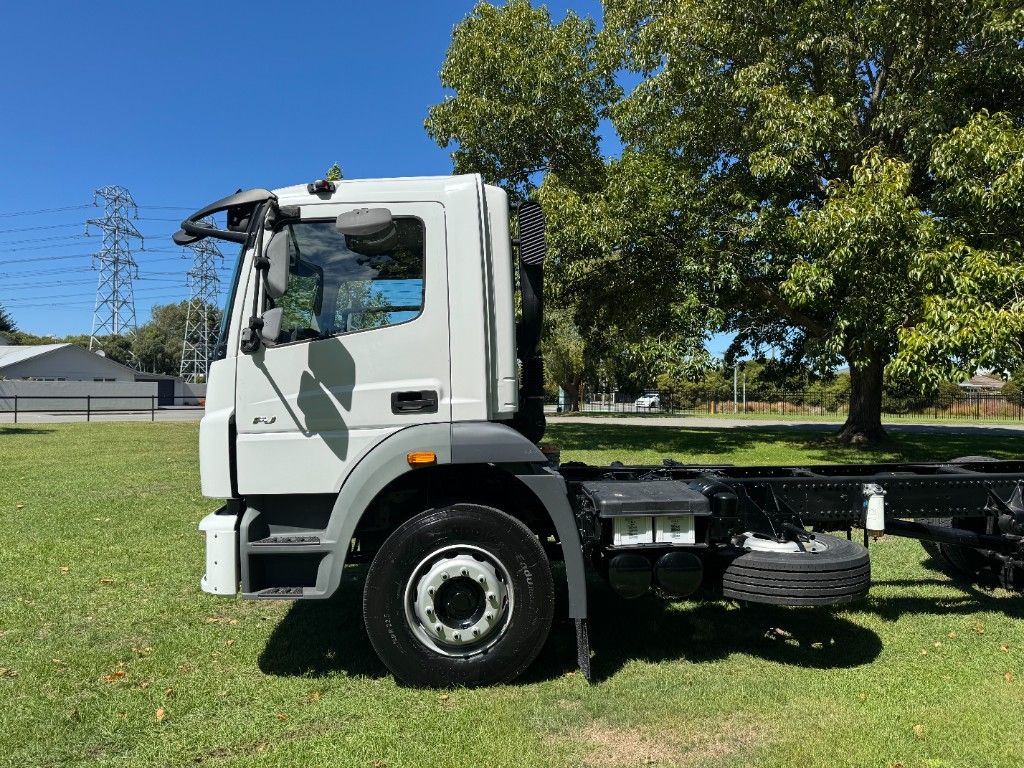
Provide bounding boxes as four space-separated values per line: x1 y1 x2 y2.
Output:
959 373 1005 390
0 344 70 369
0 343 177 380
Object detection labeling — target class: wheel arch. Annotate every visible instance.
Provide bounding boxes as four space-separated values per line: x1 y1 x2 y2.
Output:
318 422 587 618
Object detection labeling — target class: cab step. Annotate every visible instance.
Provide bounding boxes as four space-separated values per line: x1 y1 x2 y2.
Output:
251 586 304 598
250 534 321 546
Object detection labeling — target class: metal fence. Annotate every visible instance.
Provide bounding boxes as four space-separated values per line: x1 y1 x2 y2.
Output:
0 395 204 422
548 390 1024 421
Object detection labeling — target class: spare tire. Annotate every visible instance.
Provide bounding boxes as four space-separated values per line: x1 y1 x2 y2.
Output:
722 532 870 606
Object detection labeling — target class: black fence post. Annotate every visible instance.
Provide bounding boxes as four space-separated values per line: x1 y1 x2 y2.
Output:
151 396 156 422
13 395 17 424
86 395 91 423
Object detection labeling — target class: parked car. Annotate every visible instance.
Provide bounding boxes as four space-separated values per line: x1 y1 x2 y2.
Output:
634 393 660 410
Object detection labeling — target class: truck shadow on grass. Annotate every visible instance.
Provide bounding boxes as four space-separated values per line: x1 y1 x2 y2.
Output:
258 569 885 685
851 556 1024 624
526 584 885 684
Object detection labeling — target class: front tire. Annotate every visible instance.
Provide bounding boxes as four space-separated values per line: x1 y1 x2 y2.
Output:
362 503 554 687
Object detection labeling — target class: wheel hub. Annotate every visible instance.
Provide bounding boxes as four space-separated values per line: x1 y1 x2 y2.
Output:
406 547 511 656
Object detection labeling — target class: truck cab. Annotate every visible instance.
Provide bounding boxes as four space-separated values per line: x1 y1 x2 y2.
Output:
200 175 520 500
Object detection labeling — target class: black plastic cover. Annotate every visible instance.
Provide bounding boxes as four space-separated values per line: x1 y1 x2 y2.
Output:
580 480 712 518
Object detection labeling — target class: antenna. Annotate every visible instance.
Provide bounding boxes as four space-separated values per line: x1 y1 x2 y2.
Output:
179 219 223 382
87 186 142 356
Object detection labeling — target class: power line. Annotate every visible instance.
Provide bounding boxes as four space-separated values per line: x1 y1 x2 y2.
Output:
0 204 91 218
0 222 85 235
0 235 90 250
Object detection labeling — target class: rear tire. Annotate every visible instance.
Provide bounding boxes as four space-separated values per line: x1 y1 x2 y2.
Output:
919 456 1000 580
363 503 554 687
721 533 870 606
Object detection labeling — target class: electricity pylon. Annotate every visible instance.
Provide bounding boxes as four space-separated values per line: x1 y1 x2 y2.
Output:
179 219 222 382
87 186 142 354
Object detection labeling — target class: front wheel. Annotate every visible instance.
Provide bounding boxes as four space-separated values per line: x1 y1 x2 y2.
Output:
362 503 554 687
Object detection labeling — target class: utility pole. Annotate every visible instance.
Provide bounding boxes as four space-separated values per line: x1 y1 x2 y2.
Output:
87 186 143 356
179 219 222 383
733 362 738 413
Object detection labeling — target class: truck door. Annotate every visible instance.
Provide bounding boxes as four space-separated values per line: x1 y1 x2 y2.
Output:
233 201 449 495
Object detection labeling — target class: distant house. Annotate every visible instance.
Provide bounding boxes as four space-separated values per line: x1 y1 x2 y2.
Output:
0 344 177 403
958 373 1005 392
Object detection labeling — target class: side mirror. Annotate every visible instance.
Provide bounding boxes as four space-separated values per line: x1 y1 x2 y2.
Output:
336 207 393 235
259 307 283 345
264 232 290 299
337 207 397 254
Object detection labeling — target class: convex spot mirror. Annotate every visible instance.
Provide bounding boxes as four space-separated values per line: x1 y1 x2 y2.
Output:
336 207 397 254
259 307 283 345
264 232 290 299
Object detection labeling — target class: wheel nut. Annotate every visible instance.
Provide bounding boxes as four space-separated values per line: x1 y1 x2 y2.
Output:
478 576 486 584
453 633 461 641
461 568 469 576
428 587 435 596
472 629 480 637
486 592 496 603
435 624 443 634
425 607 433 615
485 613 493 622
441 573 449 580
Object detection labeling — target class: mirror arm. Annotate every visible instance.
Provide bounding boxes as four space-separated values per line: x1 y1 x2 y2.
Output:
240 202 275 354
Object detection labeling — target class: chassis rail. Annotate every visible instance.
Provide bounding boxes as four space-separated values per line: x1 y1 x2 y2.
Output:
560 459 1024 525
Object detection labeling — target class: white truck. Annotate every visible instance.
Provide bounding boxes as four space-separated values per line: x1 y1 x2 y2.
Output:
178 175 1024 687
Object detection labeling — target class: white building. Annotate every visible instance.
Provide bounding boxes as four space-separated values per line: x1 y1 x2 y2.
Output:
0 344 178 404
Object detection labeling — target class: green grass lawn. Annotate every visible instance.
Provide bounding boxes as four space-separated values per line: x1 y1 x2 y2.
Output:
1 422 1022 768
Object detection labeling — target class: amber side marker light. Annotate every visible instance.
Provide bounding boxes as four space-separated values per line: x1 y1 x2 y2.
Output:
407 451 437 467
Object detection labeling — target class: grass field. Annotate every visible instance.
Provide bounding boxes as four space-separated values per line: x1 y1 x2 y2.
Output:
1 421 1023 768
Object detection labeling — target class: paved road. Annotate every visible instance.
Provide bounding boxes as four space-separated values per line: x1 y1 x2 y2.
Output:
0 408 204 424
547 415 1024 436
3 408 1024 436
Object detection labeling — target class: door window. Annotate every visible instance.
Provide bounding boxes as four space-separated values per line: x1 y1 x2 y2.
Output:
270 217 425 343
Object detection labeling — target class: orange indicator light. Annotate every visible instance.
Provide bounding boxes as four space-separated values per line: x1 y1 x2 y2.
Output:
407 451 437 467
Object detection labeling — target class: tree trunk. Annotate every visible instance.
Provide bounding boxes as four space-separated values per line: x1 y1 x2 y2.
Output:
837 355 887 444
557 378 583 412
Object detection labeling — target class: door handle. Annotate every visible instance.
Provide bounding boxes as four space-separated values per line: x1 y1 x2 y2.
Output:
391 390 439 414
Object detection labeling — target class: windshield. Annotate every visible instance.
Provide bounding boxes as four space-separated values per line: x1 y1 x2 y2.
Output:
212 237 248 362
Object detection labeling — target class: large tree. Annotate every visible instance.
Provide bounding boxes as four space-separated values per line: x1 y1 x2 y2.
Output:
429 0 1024 443
600 0 1024 442
426 0 619 200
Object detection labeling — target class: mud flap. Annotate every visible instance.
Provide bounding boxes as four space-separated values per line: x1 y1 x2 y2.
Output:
575 618 592 683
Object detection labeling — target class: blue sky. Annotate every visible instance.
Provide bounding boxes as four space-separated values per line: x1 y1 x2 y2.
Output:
0 0 731 355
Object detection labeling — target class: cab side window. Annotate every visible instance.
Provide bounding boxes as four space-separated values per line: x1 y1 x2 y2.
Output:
272 218 425 343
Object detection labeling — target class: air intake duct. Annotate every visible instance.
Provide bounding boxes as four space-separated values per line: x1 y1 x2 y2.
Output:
513 201 546 444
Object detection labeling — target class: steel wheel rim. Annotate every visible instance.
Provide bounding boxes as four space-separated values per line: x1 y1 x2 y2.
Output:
738 532 829 554
403 544 514 658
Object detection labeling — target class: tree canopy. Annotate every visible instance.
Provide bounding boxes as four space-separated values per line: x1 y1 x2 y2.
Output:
428 0 1024 443
0 304 16 335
